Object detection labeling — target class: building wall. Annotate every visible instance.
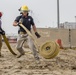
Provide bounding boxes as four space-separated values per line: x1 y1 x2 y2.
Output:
31 28 70 48
59 22 76 29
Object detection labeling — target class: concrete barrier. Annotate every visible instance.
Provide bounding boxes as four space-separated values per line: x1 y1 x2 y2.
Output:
24 28 73 48
70 29 76 47
32 28 70 48
50 29 70 48
36 28 51 46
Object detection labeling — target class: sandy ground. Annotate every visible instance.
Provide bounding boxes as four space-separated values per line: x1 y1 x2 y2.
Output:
0 43 76 75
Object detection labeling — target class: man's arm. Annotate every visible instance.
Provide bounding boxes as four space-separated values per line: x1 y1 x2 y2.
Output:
13 16 21 26
13 21 18 26
32 25 41 38
32 25 37 33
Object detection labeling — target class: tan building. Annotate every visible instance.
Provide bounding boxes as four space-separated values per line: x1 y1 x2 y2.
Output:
59 22 76 29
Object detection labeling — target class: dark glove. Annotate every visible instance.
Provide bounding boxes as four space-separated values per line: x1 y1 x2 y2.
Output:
0 29 5 35
2 30 5 35
35 32 41 38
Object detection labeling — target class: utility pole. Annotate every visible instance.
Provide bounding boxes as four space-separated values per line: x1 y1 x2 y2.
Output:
75 16 76 23
57 0 60 28
75 16 76 28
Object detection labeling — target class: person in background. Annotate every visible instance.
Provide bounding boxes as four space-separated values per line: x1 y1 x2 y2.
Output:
0 12 5 56
13 5 41 63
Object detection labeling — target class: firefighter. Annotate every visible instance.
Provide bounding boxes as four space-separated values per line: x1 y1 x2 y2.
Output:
0 12 5 56
13 5 41 63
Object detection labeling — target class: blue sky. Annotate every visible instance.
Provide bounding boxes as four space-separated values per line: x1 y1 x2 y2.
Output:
0 0 76 34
